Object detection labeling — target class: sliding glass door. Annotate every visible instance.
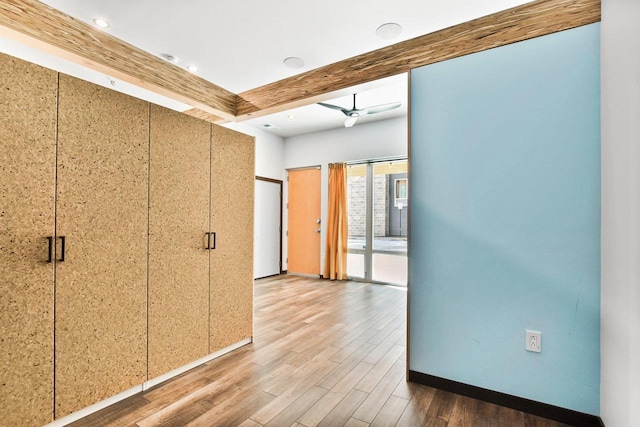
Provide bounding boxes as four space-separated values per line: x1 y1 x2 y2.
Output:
346 159 408 286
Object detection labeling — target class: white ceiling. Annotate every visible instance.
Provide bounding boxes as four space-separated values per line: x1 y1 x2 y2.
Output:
40 0 530 93
3 0 531 137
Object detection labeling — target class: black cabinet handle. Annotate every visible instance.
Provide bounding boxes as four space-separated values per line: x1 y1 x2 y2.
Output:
59 236 65 262
47 236 53 263
211 232 216 250
205 232 210 250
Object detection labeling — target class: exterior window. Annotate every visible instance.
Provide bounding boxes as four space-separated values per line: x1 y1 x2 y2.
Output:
394 178 408 207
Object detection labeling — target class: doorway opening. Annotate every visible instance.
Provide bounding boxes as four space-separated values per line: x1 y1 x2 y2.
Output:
254 177 283 279
346 158 408 286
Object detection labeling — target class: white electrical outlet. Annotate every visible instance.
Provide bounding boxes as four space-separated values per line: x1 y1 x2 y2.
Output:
526 330 541 353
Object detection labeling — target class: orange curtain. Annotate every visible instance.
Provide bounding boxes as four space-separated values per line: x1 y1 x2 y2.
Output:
324 162 348 280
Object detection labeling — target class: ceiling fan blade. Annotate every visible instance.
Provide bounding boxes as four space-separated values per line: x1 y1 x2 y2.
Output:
345 116 358 128
318 102 348 114
362 102 402 115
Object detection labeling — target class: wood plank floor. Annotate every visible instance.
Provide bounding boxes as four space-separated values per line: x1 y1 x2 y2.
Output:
71 275 570 427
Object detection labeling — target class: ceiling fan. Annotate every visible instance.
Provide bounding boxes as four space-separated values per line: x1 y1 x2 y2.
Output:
318 93 401 128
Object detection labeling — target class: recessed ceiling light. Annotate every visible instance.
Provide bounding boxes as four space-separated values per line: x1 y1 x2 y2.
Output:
283 57 305 69
288 114 296 120
376 23 402 40
93 18 110 28
187 65 199 73
160 53 179 64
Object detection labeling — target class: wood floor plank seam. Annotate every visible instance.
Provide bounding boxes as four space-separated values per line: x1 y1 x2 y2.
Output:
352 359 406 424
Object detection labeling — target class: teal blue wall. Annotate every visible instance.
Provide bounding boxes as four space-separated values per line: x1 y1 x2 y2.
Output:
409 23 600 414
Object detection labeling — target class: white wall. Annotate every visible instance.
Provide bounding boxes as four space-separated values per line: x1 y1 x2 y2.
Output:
601 0 640 425
223 122 285 180
282 116 407 271
224 122 285 279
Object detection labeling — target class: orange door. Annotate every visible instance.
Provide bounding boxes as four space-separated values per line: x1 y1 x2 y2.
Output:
288 168 321 275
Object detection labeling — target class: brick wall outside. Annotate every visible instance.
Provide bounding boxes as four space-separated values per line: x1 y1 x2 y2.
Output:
347 175 388 237
373 175 388 237
347 176 366 237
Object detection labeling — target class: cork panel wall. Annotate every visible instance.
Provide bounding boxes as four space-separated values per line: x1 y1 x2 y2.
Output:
210 125 255 352
148 105 210 378
0 53 57 426
54 75 148 417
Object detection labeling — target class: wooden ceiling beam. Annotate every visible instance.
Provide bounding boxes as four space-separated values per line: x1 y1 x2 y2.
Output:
183 108 225 124
0 0 237 119
235 0 600 119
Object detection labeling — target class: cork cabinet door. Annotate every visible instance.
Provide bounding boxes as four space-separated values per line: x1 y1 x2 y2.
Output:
210 125 255 352
0 54 57 426
287 168 321 275
148 105 210 378
54 75 149 417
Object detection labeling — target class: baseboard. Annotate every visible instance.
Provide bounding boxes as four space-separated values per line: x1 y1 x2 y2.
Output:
254 273 284 280
46 385 143 427
46 338 252 427
143 338 252 390
408 370 604 427
287 272 321 278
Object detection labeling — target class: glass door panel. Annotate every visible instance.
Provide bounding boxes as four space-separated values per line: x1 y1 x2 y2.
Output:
347 164 367 279
347 253 365 279
346 160 408 286
372 253 407 285
371 160 407 285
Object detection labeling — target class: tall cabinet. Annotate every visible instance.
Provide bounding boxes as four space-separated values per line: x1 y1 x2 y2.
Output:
148 105 210 378
210 126 255 352
54 75 149 417
0 52 255 425
0 54 57 427
148 107 256 377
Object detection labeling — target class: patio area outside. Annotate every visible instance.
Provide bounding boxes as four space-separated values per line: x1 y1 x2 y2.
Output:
348 236 407 253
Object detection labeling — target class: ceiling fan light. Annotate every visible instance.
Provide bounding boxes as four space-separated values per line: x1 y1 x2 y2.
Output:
345 117 358 128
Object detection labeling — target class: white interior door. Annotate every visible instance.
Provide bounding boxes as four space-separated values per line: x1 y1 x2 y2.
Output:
254 178 282 278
